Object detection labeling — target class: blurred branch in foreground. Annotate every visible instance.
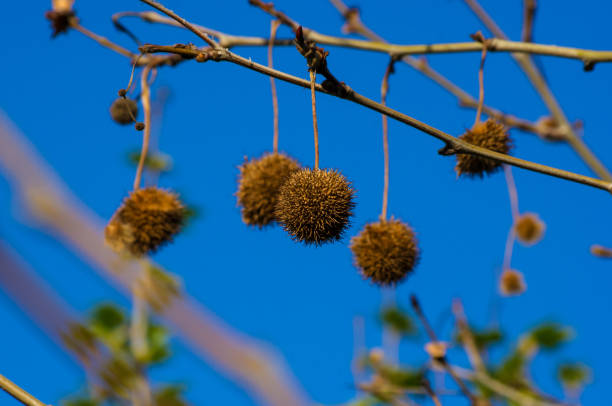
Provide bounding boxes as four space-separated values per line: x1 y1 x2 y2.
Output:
0 112 309 406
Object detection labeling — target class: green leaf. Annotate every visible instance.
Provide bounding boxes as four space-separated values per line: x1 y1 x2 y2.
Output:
492 351 528 389
88 303 128 353
62 397 99 406
455 326 503 351
558 362 591 388
89 303 125 332
530 323 572 350
377 365 424 388
154 384 190 406
144 322 171 364
127 150 173 172
380 307 415 335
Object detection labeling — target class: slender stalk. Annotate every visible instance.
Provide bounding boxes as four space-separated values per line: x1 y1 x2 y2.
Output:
133 64 153 190
380 59 394 221
309 70 319 170
463 0 612 180
268 20 281 153
474 35 487 126
410 295 476 404
504 165 520 221
0 374 49 406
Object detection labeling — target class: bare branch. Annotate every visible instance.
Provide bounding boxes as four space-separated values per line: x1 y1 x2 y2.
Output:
0 374 50 406
463 0 612 180
0 113 310 406
140 43 612 194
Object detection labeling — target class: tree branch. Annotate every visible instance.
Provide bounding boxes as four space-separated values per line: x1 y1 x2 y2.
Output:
462 0 612 181
139 43 612 194
0 112 310 406
0 374 50 406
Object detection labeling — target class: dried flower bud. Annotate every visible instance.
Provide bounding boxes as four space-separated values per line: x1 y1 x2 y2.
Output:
425 341 447 360
52 0 74 12
590 244 612 258
105 187 185 257
368 347 385 365
135 122 145 131
514 212 545 246
275 168 356 245
499 269 526 296
455 119 512 178
45 8 75 37
350 218 419 286
110 98 138 125
236 152 300 228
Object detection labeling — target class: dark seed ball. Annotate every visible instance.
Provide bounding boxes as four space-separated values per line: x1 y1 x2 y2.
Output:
350 218 419 286
236 152 301 228
275 168 356 245
110 98 138 125
105 187 185 257
455 119 512 178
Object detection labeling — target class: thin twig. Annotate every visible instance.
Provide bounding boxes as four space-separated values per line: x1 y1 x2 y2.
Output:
70 22 136 59
0 374 49 406
463 0 612 180
521 0 537 43
421 377 443 406
268 20 281 153
452 299 486 375
137 0 218 48
326 1 567 140
113 10 294 49
133 64 154 190
453 366 562 406
409 295 477 404
140 43 612 194
309 70 320 170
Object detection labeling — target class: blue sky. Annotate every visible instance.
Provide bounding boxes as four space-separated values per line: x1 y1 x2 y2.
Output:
1 0 612 405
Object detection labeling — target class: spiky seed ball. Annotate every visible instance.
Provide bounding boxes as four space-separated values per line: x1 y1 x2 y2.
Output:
499 269 526 296
105 187 185 257
275 168 355 245
514 212 545 246
110 98 138 125
236 152 301 228
350 218 419 286
455 119 512 178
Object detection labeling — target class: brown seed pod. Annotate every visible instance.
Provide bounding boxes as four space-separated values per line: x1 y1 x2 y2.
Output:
455 119 512 178
514 212 545 246
514 213 546 245
499 269 526 296
110 98 138 125
275 168 355 245
236 152 301 228
105 187 185 257
350 218 419 286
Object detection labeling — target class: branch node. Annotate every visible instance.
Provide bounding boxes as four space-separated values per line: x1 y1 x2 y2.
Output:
438 143 458 156
583 59 596 72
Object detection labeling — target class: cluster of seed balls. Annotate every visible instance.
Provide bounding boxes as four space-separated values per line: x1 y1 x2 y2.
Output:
236 152 419 286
